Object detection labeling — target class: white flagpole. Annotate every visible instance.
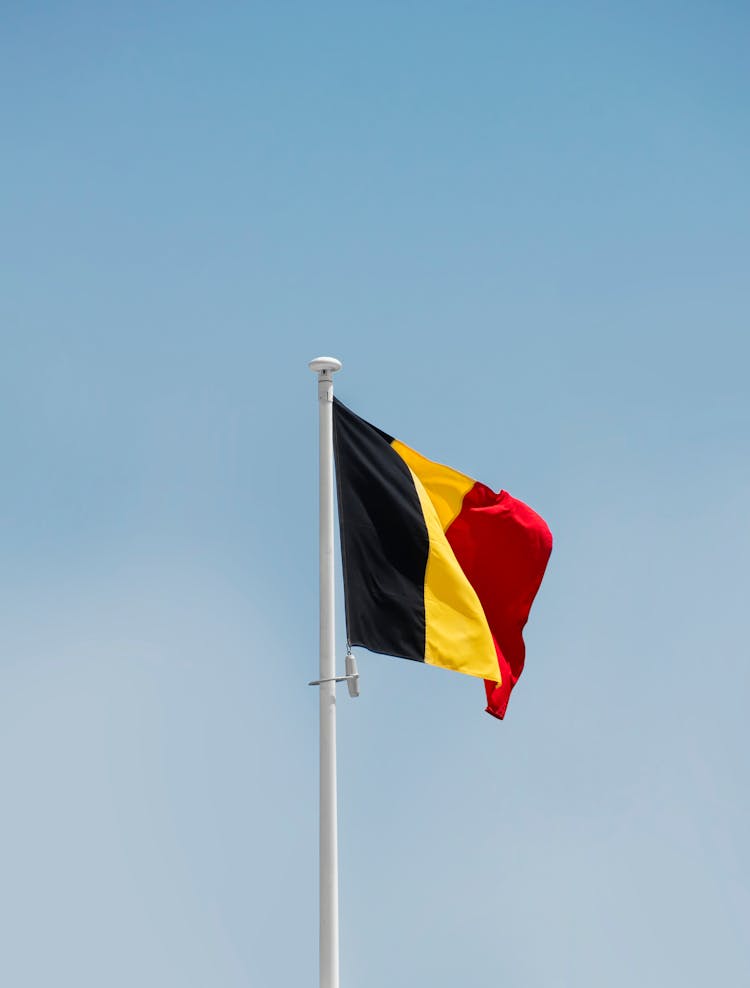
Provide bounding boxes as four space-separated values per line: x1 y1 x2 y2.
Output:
309 356 342 988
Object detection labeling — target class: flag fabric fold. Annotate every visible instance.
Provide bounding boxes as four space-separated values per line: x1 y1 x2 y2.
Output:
332 399 552 719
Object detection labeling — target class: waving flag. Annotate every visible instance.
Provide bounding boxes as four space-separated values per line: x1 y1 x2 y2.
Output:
333 398 552 718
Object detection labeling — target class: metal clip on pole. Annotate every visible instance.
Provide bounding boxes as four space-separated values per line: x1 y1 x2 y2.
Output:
308 652 360 698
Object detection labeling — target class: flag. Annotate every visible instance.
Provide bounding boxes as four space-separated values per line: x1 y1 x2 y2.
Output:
332 399 552 718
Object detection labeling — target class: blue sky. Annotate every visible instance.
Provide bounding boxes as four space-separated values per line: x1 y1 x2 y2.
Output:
2 3 749 985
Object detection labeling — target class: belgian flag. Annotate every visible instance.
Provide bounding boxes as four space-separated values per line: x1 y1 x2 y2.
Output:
333 399 552 719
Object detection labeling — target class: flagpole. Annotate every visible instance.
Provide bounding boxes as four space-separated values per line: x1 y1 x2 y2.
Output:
309 356 342 988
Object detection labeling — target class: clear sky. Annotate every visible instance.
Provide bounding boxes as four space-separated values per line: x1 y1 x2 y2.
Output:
2 2 749 985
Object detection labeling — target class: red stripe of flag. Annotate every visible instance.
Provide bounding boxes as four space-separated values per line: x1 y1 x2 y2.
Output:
445 484 553 718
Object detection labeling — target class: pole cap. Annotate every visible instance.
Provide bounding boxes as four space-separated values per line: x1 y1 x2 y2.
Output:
308 356 342 374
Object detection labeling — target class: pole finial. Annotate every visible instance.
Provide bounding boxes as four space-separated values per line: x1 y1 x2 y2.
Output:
309 356 342 374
